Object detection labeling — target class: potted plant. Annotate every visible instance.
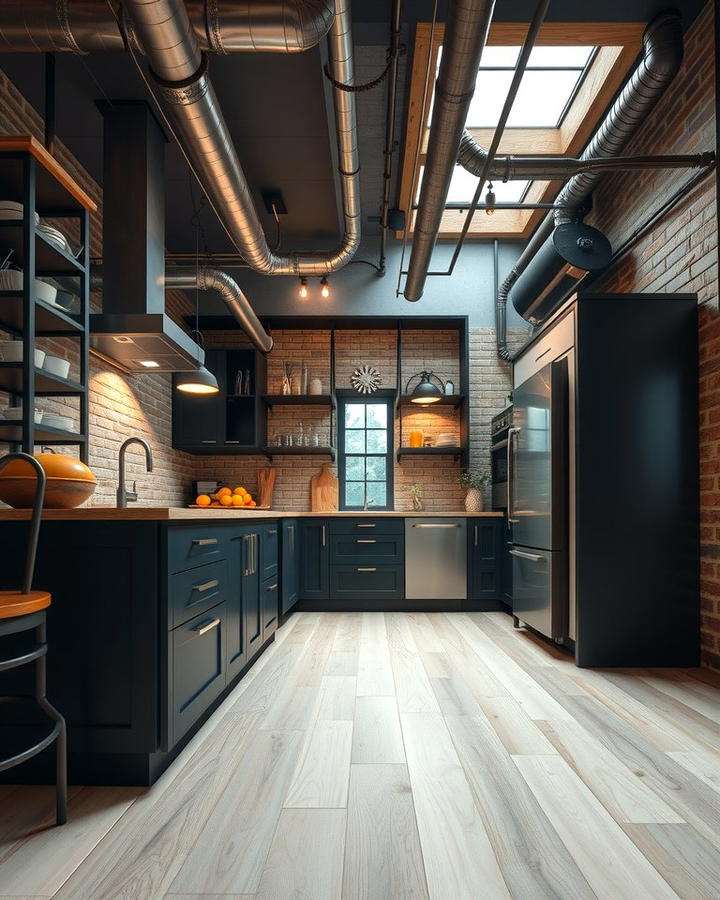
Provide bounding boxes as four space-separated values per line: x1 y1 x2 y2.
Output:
457 470 490 512
409 483 423 511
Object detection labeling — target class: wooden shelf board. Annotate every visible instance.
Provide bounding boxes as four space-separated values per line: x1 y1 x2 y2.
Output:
0 136 97 212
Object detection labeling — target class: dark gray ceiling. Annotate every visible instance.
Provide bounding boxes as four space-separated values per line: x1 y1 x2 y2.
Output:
0 0 706 258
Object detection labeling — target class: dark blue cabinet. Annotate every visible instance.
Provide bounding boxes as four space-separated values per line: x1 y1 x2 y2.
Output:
467 517 504 609
300 520 329 600
281 519 299 615
241 528 263 658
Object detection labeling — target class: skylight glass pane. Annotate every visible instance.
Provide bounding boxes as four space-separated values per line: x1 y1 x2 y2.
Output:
478 46 520 67
447 166 528 204
527 45 594 67
466 68 582 127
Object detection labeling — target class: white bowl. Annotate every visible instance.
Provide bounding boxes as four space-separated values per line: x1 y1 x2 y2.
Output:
42 355 70 379
0 269 58 305
0 341 46 368
1 407 43 424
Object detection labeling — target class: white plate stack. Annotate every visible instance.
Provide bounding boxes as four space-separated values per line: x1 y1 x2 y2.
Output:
0 200 40 225
435 433 457 447
42 412 75 432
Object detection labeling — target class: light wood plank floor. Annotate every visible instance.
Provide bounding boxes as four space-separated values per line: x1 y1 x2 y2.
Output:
2 611 720 899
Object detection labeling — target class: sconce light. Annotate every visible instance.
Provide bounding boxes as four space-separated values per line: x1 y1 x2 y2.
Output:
485 182 496 216
176 365 219 394
320 276 330 299
406 370 444 405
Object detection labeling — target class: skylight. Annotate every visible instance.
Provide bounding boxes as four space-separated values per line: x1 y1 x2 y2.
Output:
465 45 596 128
415 165 529 208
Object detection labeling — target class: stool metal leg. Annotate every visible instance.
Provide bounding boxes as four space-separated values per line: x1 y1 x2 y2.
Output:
35 621 68 825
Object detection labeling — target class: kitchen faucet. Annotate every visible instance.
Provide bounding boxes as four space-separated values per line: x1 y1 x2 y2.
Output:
117 437 154 508
363 496 375 512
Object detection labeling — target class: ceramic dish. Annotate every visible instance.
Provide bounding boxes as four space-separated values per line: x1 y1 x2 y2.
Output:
0 269 58 305
42 355 71 379
0 341 46 368
41 412 75 431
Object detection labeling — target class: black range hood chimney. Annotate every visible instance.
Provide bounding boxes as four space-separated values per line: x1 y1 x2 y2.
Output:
90 101 205 373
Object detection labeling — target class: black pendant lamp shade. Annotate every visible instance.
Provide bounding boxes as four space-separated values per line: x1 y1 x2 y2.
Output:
176 365 219 394
408 370 443 404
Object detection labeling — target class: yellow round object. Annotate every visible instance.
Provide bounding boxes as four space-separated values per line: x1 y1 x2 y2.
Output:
0 453 96 482
0 452 97 509
233 486 245 495
219 494 234 506
215 486 232 498
196 494 212 507
232 494 245 507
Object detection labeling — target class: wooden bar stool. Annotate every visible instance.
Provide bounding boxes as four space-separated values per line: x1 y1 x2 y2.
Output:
0 453 67 825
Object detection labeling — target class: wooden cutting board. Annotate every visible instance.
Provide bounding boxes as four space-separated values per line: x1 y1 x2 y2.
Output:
311 464 339 512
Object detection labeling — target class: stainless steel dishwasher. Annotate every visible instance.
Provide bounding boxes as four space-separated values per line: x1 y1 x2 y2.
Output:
405 518 467 600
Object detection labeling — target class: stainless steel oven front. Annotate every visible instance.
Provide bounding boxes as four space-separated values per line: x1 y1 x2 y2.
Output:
490 405 513 510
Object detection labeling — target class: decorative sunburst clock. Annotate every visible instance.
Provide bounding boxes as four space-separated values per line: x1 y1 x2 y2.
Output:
351 364 381 394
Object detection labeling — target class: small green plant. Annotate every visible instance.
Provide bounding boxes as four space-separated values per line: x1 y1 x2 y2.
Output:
457 471 490 491
409 483 422 495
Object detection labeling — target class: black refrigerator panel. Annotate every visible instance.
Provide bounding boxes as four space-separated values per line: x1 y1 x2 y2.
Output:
510 358 568 553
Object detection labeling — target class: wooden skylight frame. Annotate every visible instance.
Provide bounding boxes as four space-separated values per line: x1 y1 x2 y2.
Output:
398 22 644 239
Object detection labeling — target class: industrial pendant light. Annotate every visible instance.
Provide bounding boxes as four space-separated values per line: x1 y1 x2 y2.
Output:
407 370 443 404
176 229 219 395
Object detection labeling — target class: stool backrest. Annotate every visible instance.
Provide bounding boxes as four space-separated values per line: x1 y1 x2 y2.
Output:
0 453 46 594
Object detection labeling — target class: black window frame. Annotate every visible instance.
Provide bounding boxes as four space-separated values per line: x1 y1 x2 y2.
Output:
337 389 395 511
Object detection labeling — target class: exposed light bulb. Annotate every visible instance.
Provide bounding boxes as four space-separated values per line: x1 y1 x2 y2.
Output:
320 276 330 299
485 182 496 217
299 277 308 299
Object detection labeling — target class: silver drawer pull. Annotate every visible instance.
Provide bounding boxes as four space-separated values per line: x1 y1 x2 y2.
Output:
357 567 377 572
192 617 220 636
266 583 278 592
412 523 461 528
192 538 218 546
356 539 377 544
509 549 545 563
194 578 219 593
201 440 217 444
356 523 376 528
267 528 278 535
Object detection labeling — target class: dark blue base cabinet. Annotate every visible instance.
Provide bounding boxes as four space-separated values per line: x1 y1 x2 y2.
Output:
0 520 279 787
295 517 504 611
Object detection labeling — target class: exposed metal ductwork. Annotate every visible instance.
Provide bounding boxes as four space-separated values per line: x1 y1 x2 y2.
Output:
495 9 690 357
403 0 496 301
165 267 274 354
458 131 714 183
122 0 359 275
0 1 334 54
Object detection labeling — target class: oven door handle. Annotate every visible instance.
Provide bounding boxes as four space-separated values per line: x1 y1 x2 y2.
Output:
492 438 509 451
507 427 521 524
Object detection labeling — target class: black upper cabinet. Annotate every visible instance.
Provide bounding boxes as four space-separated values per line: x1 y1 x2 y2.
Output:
300 520 329 600
173 348 267 454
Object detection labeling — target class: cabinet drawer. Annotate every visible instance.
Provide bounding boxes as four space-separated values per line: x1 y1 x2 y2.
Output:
169 559 228 628
329 564 404 600
260 523 279 580
329 533 403 565
168 526 226 574
169 601 227 745
329 518 404 535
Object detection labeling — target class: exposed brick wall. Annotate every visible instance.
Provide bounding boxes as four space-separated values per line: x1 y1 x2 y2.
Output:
587 1 718 668
0 65 195 506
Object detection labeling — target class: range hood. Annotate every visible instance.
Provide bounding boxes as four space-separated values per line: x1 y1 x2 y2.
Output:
90 101 205 373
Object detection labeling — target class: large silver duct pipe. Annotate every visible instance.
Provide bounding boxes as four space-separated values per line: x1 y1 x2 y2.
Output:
403 0 496 301
123 0 359 275
165 267 274 354
496 9 686 358
458 131 713 182
0 1 334 54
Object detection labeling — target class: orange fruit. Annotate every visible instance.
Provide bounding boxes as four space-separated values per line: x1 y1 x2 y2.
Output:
248 499 257 507
243 498 253 506
215 486 232 499
219 494 233 507
233 486 245 495
196 494 212 507
231 494 244 507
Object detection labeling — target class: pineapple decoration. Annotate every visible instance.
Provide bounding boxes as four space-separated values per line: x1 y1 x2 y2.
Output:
351 364 381 395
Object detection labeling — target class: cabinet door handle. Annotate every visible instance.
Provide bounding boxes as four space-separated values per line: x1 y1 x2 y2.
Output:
322 525 326 547
201 440 217 444
509 549 545 563
267 528 278 536
192 537 218 546
356 523 376 528
243 534 251 576
356 539 377 544
192 617 220 636
357 566 377 572
266 583 278 592
251 533 257 575
290 524 294 553
474 525 478 547
412 523 461 528
193 578 219 593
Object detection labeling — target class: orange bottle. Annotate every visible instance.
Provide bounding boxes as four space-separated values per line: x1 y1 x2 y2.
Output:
409 429 423 448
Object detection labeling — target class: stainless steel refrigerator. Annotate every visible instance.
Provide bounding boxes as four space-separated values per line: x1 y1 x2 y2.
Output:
508 357 568 641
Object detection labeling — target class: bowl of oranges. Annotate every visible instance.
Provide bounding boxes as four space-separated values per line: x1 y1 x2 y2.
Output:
194 485 258 509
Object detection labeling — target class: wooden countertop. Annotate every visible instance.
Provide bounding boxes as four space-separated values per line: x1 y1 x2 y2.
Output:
0 508 504 522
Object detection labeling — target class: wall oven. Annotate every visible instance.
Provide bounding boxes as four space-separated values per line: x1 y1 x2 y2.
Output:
490 406 513 510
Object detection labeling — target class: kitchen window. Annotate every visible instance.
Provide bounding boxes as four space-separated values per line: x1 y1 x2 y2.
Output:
338 392 394 511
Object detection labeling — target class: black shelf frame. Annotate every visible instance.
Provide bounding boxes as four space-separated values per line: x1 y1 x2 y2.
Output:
0 147 91 460
396 446 465 462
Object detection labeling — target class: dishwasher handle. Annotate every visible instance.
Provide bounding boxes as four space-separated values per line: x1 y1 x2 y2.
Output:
411 523 461 528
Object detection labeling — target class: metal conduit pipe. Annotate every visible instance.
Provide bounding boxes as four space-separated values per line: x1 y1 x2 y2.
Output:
123 0 360 275
458 131 714 182
403 0 496 301
165 267 273 354
0 1 334 54
494 9 686 360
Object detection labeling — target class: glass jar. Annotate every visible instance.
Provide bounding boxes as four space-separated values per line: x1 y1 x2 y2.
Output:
409 429 423 448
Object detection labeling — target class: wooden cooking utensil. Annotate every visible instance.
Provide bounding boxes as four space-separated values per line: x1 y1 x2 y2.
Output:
257 467 276 509
311 464 339 512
